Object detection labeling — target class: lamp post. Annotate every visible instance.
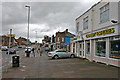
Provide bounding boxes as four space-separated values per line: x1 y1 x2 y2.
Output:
25 5 30 47
35 31 37 43
6 29 12 72
25 5 31 57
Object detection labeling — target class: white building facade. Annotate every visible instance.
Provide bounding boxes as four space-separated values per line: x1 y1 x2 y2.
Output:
72 1 120 67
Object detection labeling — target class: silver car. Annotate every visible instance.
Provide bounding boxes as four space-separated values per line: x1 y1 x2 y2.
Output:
48 49 76 59
1 46 8 51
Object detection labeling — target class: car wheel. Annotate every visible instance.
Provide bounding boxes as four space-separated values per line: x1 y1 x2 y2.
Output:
54 55 59 59
70 54 75 58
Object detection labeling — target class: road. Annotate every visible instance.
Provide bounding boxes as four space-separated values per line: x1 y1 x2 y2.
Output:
1 45 119 79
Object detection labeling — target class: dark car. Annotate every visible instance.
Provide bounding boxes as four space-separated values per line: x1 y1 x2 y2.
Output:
18 46 22 48
6 49 16 54
1 46 8 51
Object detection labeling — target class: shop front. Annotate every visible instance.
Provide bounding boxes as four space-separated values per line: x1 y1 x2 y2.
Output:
95 38 106 57
83 26 120 67
74 36 85 58
86 41 90 60
77 41 85 58
109 37 120 59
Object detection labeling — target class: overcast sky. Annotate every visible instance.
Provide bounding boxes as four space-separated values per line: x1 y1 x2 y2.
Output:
1 0 100 43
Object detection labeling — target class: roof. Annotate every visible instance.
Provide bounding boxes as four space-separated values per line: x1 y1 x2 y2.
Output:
56 29 75 37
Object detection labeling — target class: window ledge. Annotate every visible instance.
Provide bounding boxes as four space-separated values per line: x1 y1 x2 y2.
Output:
108 58 119 61
94 55 106 58
99 20 110 24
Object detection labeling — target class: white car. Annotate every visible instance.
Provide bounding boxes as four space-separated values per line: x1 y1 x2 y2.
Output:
25 47 32 53
48 49 77 59
1 46 8 51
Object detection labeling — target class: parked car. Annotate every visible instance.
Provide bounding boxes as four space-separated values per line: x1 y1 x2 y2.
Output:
1 46 8 51
25 47 32 53
6 48 16 54
48 49 77 59
18 46 22 48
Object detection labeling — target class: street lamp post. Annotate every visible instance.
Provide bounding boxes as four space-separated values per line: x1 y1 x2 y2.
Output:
35 31 37 43
25 5 31 57
6 29 12 72
25 5 30 47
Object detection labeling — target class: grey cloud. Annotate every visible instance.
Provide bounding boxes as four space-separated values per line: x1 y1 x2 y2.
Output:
2 2 99 42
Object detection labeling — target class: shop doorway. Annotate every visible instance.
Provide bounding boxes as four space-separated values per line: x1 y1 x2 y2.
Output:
79 42 84 58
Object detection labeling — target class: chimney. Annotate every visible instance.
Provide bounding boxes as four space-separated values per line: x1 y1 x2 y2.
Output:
66 29 68 32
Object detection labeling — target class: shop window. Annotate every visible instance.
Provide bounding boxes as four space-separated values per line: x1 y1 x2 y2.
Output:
79 43 82 56
80 44 81 48
96 41 106 57
76 43 78 53
80 51 82 55
87 43 90 54
83 51 84 56
110 40 120 59
83 43 84 56
83 43 84 49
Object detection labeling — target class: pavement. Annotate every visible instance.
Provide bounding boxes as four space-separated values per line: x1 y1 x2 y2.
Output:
1 47 25 72
1 50 119 79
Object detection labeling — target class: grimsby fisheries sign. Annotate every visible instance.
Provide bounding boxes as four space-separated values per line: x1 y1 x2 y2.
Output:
86 28 115 38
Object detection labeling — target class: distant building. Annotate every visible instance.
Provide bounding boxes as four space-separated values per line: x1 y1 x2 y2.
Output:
0 35 15 46
42 35 51 44
56 29 75 51
42 35 51 48
16 37 27 45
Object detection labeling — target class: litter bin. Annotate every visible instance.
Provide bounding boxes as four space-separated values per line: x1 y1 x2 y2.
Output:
12 55 19 67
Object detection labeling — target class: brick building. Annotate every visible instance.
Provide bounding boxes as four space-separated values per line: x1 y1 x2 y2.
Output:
42 35 51 44
56 29 75 51
16 37 27 45
42 35 51 48
0 35 15 46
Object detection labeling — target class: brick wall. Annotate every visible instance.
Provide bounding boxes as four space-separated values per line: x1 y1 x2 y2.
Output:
56 32 65 49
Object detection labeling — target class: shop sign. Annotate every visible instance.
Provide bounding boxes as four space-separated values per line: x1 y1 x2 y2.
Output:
6 34 16 37
73 38 77 40
86 28 115 38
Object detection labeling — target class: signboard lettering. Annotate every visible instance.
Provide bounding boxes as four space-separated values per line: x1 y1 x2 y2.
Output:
86 28 115 38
